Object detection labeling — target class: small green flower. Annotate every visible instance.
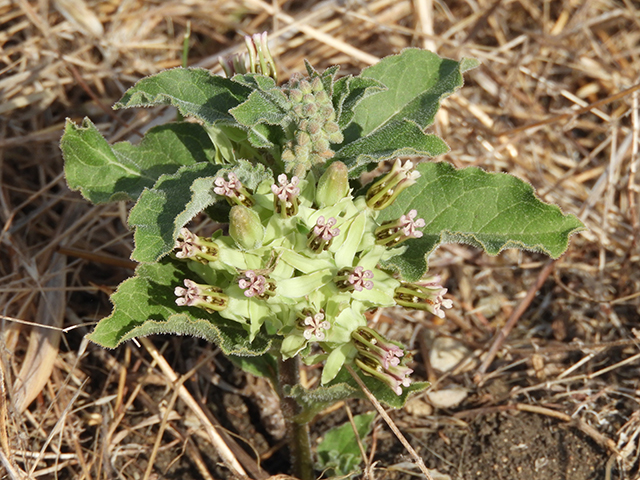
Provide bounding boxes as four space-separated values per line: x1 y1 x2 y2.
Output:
174 228 219 263
352 327 413 395
214 172 254 207
219 32 277 82
394 275 453 318
375 209 425 247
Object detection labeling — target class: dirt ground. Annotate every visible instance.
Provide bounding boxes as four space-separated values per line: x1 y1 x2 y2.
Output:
2 0 640 479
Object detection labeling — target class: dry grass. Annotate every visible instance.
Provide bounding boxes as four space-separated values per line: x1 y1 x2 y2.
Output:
1 0 640 478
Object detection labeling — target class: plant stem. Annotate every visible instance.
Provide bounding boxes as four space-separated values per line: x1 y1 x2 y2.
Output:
278 356 314 480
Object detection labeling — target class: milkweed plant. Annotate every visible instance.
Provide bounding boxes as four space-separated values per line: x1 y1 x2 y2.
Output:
61 33 584 478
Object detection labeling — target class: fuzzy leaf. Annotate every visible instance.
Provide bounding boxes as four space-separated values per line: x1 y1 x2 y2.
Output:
61 118 214 203
229 77 290 148
128 163 223 263
334 120 449 175
332 75 386 130
114 68 252 126
335 49 475 175
87 259 272 355
379 162 586 281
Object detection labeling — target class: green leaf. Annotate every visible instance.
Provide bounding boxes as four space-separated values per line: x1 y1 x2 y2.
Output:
316 412 376 478
229 76 290 149
379 162 586 281
114 68 252 126
61 118 214 203
128 162 223 262
333 120 449 175
332 75 386 130
335 49 475 175
87 259 272 355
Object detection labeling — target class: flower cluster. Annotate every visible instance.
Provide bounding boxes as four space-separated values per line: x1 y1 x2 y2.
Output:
171 160 451 395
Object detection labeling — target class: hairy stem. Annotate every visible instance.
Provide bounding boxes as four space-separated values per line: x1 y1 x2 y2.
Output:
278 356 313 480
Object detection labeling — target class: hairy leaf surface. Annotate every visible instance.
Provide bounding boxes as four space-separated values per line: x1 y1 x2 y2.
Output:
62 119 214 203
128 163 223 262
335 49 478 175
379 162 586 280
114 68 251 126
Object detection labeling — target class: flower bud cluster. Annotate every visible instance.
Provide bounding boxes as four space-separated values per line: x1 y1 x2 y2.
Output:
281 74 344 171
171 160 451 396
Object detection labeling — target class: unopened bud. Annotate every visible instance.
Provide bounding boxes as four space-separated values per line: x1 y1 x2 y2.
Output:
229 205 264 250
316 161 349 208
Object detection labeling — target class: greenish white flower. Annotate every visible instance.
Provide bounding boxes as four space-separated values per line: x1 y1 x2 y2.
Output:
394 274 453 318
219 31 277 82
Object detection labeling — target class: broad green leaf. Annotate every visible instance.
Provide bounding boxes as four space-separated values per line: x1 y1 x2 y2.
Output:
335 49 476 175
87 259 272 355
379 162 586 281
316 412 376 478
61 118 214 203
114 68 252 126
333 120 449 175
128 163 223 262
